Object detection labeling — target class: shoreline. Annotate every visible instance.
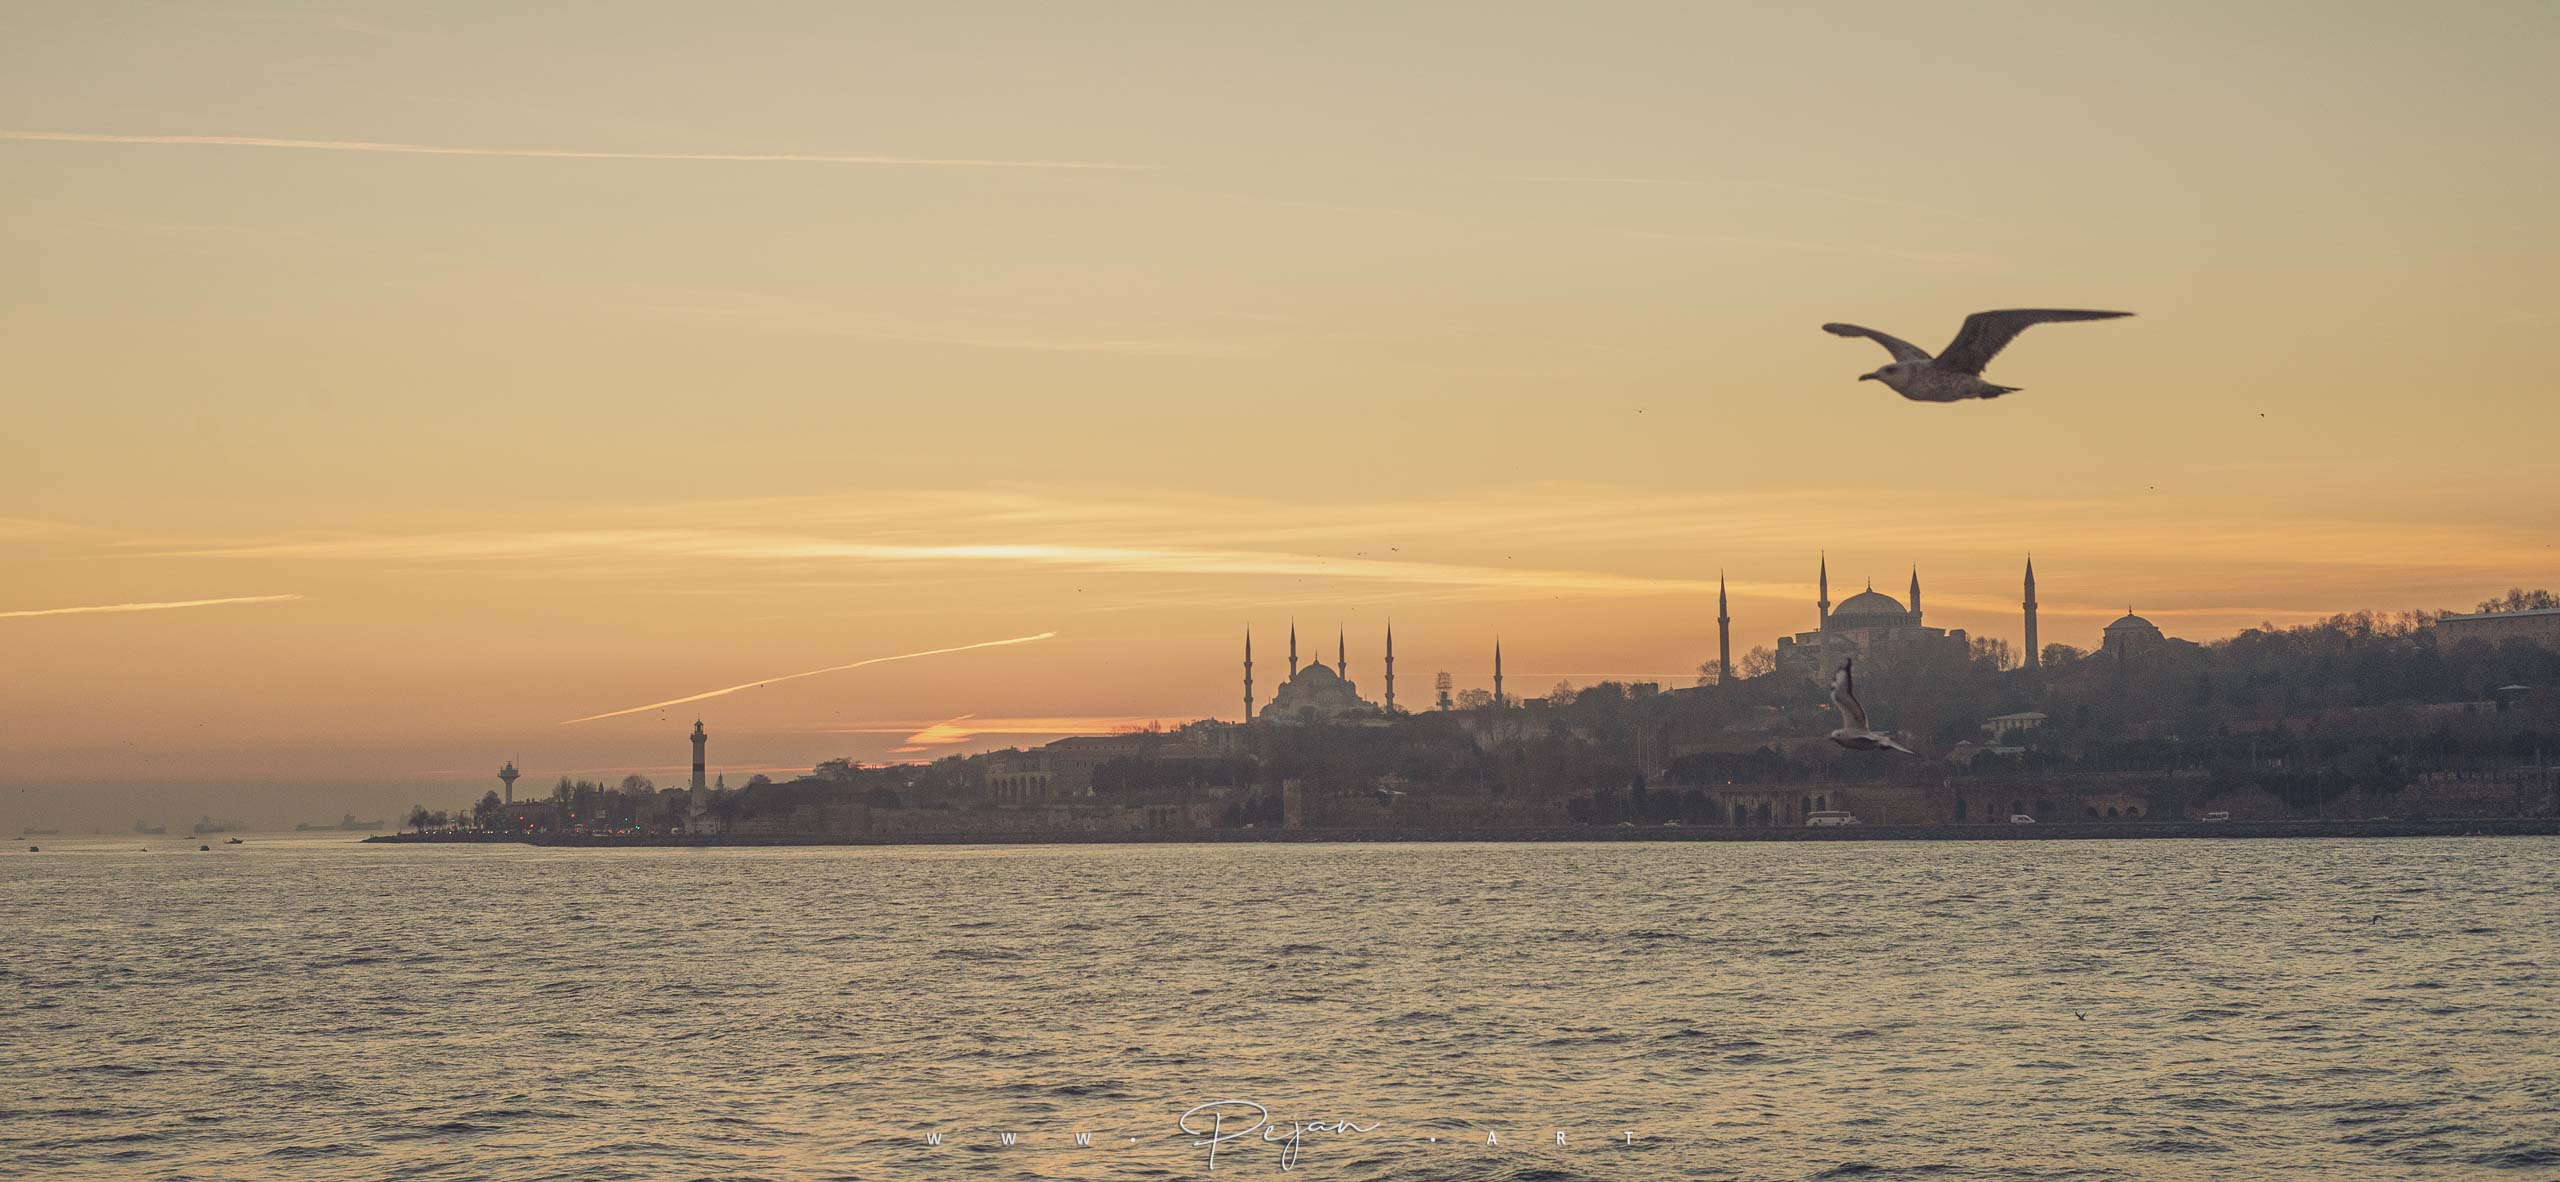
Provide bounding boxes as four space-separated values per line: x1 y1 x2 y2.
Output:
365 817 2560 847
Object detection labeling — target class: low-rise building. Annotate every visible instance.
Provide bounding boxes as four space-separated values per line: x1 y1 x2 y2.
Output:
1985 711 2048 737
2435 606 2560 651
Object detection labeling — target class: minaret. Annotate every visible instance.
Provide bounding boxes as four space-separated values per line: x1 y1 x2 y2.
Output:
1243 629 1255 721
1909 567 1923 625
1493 638 1505 706
1717 571 1732 685
1384 621 1397 712
1288 620 1298 675
498 761 519 805
690 720 708 791
1818 552 1832 627
1336 626 1346 678
2022 556 2040 670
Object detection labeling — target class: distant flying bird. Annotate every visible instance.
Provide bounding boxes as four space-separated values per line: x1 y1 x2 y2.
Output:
1823 309 2131 401
1828 660 1915 754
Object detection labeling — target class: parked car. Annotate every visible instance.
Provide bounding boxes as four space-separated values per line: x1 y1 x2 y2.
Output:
1805 811 1862 827
2007 814 2037 824
2199 811 2231 822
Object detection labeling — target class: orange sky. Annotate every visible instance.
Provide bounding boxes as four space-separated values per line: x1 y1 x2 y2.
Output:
2 3 2554 820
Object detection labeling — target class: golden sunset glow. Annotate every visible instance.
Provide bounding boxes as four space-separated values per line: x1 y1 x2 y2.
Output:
3 2 2554 826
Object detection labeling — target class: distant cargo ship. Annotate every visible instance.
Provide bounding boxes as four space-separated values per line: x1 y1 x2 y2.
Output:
191 816 243 835
19 827 60 836
294 813 385 832
132 821 166 835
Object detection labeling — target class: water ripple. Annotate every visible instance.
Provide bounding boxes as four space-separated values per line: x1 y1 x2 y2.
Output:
3 835 2554 1179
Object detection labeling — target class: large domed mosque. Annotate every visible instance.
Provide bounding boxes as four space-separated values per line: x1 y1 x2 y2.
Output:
1774 555 1974 682
1251 623 1391 725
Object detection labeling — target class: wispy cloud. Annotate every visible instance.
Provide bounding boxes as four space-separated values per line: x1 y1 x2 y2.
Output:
791 715 1166 751
559 631 1060 725
168 528 1739 598
90 483 2555 641
883 714 1031 753
135 478 2557 620
0 593 301 620
0 130 1146 171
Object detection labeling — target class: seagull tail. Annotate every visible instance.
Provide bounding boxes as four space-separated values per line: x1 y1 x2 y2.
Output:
1981 385 2022 399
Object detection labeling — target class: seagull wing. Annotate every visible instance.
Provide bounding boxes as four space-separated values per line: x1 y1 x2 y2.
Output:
1933 309 2132 375
1821 323 1932 363
1830 661 1869 731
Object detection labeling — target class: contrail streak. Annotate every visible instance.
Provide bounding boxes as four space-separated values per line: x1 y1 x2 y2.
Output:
0 130 1146 171
0 593 302 620
559 631 1059 725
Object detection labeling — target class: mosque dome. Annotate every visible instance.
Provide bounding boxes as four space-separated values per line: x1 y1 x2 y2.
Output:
1831 589 1909 618
2105 612 2161 634
1261 652 1376 724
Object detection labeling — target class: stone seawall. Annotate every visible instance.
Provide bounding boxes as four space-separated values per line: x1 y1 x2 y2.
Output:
363 817 2560 848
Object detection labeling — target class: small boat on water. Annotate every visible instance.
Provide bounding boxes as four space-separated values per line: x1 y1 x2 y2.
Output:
224 837 245 845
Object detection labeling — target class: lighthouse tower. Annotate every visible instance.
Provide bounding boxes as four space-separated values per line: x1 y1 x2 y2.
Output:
689 720 708 791
498 761 520 805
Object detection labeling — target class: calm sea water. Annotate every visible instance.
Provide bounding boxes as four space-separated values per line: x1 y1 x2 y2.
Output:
4 835 2553 1181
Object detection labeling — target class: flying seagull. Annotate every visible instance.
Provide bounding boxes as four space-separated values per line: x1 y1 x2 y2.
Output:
1828 659 1915 754
1823 309 2131 401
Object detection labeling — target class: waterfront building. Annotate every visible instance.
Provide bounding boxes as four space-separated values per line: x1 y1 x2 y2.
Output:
988 730 1213 804
987 749 1056 805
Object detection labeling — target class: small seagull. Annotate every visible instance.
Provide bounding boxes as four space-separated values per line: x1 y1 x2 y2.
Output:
2074 1011 2087 1021
1828 659 1915 754
1823 309 2131 401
